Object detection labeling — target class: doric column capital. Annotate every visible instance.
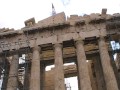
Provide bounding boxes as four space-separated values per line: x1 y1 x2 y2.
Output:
76 39 84 45
99 35 105 41
54 43 62 48
32 38 41 51
13 54 19 60
75 38 84 46
32 45 41 52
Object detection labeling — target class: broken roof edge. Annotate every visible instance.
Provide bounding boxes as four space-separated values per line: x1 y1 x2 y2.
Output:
23 9 118 28
1 9 120 36
22 9 120 32
36 12 66 27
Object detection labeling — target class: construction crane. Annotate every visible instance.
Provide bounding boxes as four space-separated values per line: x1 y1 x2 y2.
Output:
52 3 56 16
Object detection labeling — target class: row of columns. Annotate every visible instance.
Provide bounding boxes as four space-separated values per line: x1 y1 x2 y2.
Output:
5 37 119 90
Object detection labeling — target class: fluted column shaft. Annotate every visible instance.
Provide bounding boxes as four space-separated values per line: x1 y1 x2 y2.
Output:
75 40 92 90
6 55 19 90
30 45 41 90
98 37 119 90
54 43 65 90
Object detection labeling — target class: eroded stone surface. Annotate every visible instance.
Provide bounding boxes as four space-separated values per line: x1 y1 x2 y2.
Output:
0 9 120 90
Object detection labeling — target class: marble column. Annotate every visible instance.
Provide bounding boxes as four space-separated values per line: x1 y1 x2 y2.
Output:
54 43 65 90
98 36 119 90
30 45 41 90
6 55 19 90
75 39 92 90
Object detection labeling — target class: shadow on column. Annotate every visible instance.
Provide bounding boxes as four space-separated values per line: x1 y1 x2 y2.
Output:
1 58 10 90
87 53 107 90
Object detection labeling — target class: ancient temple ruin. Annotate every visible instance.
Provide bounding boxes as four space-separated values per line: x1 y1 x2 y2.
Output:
0 9 120 90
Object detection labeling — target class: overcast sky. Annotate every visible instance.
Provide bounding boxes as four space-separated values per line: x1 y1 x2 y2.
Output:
0 0 120 29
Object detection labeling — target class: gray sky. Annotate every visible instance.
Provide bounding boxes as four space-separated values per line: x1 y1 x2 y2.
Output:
0 0 120 29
